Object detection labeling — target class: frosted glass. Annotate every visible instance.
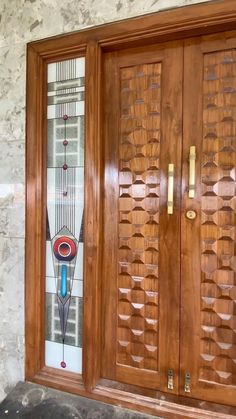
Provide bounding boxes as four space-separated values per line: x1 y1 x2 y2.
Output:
45 57 85 372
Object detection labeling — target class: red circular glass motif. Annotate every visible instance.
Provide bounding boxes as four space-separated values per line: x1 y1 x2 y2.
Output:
61 361 66 368
53 236 76 261
58 242 71 257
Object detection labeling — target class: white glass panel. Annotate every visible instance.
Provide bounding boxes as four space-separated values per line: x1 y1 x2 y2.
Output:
45 57 85 372
45 341 82 374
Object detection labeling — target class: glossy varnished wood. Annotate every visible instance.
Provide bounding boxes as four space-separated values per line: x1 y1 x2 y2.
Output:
101 42 183 391
25 44 47 379
26 1 236 418
102 49 162 388
32 369 236 419
180 32 236 406
83 41 102 391
158 43 183 394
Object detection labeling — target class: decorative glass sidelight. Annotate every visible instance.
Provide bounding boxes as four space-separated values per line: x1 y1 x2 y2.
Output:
45 57 85 373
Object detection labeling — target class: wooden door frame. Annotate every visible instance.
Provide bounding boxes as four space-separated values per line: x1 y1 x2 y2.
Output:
26 1 236 417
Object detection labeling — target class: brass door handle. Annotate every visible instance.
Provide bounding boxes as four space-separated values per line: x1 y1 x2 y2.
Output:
167 163 174 214
189 146 196 198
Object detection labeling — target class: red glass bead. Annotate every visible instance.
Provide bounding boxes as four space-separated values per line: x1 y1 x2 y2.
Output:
60 361 66 368
63 164 68 170
63 140 68 146
63 114 68 120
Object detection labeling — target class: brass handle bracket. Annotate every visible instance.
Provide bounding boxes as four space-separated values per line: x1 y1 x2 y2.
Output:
167 369 174 390
184 372 191 393
189 146 196 199
167 163 174 214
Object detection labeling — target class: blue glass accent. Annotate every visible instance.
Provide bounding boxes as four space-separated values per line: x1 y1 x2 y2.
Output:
60 264 68 298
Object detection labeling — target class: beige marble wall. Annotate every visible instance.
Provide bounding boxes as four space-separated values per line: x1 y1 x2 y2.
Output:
0 0 212 402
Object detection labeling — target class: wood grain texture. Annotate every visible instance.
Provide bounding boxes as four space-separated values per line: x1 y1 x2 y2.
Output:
25 44 47 379
200 48 236 387
117 62 160 372
180 38 203 401
180 33 236 406
101 42 182 392
83 41 102 391
26 1 236 417
158 43 183 395
101 50 119 380
32 368 236 419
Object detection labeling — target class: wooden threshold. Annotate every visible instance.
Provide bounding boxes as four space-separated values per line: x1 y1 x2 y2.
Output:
31 370 236 419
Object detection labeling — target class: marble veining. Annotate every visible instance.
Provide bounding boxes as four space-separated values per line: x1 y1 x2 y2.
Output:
0 44 26 142
0 141 24 183
0 184 24 238
0 337 24 403
0 0 212 47
0 238 24 336
0 238 24 400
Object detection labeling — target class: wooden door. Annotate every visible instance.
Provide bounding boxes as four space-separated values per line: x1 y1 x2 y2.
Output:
101 42 183 392
181 32 236 406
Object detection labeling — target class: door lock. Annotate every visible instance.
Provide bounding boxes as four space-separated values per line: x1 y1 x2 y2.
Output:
186 210 197 220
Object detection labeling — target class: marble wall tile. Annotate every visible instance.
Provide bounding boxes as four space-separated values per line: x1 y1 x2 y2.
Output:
0 44 26 142
0 237 25 337
0 335 24 402
0 0 213 47
0 138 25 239
0 183 25 238
0 141 24 184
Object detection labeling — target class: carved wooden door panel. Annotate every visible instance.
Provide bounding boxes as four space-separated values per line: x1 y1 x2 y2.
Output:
180 33 236 406
101 43 183 392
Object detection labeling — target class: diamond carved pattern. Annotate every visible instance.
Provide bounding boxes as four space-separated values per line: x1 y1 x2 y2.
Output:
200 50 236 385
117 63 160 371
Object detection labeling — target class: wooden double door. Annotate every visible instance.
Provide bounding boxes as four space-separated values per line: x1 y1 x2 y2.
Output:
100 31 236 407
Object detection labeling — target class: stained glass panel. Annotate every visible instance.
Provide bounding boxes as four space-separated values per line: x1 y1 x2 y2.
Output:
45 57 85 373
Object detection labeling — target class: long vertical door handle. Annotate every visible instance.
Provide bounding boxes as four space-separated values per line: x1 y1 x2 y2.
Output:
167 163 174 215
189 146 196 198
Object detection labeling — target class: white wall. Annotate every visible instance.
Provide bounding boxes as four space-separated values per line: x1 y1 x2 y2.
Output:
0 0 212 402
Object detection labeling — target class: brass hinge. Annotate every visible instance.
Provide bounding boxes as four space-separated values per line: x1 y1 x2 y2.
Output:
184 372 191 393
167 369 174 390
